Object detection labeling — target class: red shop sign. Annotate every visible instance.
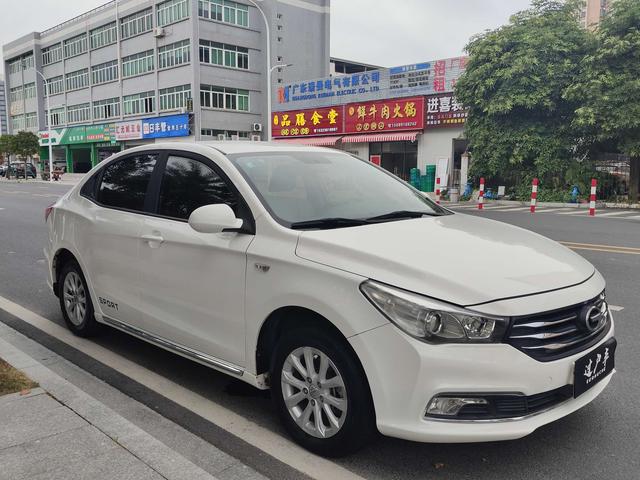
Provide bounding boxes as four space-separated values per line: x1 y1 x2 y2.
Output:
345 97 424 134
272 106 345 137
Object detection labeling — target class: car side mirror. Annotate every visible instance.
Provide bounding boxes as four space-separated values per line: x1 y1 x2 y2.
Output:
188 204 243 234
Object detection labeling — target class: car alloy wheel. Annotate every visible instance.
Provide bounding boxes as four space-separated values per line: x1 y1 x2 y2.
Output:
280 346 348 439
63 271 87 326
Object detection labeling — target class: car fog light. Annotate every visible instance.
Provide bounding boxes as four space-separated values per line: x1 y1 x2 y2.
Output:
426 396 488 416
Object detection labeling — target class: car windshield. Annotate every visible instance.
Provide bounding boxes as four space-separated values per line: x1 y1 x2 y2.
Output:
227 151 449 229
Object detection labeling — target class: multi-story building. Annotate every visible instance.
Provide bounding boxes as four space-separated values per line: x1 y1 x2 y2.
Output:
2 0 330 172
579 0 615 28
0 78 7 135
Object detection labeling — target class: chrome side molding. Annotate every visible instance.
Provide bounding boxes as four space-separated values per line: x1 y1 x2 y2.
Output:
101 316 244 376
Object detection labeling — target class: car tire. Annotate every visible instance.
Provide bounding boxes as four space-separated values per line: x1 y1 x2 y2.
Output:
271 326 376 457
58 261 100 337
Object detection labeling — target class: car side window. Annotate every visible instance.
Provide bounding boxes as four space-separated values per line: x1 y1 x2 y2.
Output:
158 156 238 220
98 153 158 212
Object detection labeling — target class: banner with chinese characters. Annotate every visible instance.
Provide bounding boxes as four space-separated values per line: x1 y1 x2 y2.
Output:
274 56 468 110
142 114 190 139
272 106 344 137
425 93 468 128
115 121 143 140
344 97 425 134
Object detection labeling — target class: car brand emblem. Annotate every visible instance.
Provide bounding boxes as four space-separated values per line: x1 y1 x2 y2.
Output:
579 304 602 332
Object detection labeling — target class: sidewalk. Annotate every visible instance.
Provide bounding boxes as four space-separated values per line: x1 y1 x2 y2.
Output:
1 173 84 186
0 321 266 480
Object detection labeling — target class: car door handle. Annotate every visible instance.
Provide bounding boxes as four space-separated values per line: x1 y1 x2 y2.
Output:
140 234 164 245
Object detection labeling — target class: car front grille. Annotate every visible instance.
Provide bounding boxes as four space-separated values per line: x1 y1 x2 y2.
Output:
506 292 610 362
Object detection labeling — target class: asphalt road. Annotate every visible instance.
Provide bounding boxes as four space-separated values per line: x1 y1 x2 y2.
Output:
1 180 638 480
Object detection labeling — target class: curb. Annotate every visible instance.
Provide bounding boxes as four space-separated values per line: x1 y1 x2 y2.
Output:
0 330 218 480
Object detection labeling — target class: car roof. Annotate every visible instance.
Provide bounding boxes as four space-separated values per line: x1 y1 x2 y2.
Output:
151 141 343 156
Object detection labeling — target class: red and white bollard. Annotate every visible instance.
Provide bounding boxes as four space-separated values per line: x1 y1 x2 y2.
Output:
435 177 441 204
589 179 597 216
478 177 485 210
530 178 539 213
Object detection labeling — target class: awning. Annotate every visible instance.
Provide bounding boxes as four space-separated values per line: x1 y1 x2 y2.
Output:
273 135 342 146
341 131 420 143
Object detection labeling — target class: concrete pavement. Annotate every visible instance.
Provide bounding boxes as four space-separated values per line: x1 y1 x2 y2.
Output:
0 320 266 480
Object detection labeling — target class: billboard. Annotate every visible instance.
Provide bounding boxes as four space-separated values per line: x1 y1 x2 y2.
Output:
275 56 468 111
142 114 190 139
272 106 344 137
115 120 143 140
425 93 468 128
344 97 425 134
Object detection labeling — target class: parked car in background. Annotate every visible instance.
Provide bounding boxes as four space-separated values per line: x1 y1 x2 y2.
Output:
44 142 616 456
8 163 37 179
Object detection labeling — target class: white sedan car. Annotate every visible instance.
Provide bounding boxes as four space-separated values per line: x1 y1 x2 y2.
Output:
45 142 616 456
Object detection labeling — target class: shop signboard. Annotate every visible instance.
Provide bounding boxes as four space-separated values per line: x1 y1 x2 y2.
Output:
38 128 66 146
115 120 143 140
275 56 468 111
39 124 116 146
85 124 115 142
272 106 344 137
344 97 425 134
142 114 190 139
425 93 468 128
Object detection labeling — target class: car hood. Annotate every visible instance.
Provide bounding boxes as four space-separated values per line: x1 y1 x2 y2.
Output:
295 213 595 307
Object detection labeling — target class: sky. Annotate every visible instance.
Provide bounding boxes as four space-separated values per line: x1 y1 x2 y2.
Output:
0 0 533 66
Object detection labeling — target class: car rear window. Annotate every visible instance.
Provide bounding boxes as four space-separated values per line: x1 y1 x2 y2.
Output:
98 153 158 212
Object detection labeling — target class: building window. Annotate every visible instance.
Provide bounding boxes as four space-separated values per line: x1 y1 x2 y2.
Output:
122 49 155 77
158 39 191 69
10 86 23 104
47 76 64 96
199 40 248 69
120 8 153 39
93 97 120 120
22 54 34 70
201 128 250 139
65 68 90 91
25 112 37 129
45 107 66 127
42 43 63 65
123 91 155 115
90 22 117 49
91 60 119 85
159 84 191 111
199 0 248 27
67 103 91 124
11 115 25 131
157 0 189 27
23 83 36 100
200 85 249 111
9 59 22 75
63 33 88 58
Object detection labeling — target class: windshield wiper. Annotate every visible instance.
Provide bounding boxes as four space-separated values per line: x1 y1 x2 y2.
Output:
365 210 441 221
289 217 371 230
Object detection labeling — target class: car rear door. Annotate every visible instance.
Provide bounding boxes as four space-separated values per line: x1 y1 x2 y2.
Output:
80 151 159 326
136 151 255 368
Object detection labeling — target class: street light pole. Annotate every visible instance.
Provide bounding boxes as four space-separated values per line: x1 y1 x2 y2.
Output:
34 69 54 182
245 0 272 140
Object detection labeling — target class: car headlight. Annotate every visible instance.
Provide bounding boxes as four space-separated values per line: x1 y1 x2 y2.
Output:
360 280 508 343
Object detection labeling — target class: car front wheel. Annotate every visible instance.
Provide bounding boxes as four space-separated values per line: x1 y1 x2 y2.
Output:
271 327 375 456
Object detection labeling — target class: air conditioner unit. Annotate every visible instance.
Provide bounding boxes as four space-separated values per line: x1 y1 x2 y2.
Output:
154 27 166 38
252 123 263 132
178 107 186 114
231 135 239 141
251 135 261 142
217 134 226 141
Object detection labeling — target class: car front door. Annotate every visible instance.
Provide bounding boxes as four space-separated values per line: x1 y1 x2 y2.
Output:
82 152 159 326
137 152 254 368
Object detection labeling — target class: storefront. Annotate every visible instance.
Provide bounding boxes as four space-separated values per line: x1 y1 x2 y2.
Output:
272 57 470 190
39 113 191 173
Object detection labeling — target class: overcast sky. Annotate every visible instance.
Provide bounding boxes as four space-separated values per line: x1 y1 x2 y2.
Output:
0 0 533 66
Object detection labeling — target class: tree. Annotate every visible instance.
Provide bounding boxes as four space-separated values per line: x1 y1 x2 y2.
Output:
0 135 16 179
566 0 640 202
11 131 40 180
455 0 593 186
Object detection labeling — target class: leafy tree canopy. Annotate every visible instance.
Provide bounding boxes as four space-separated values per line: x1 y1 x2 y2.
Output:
455 0 593 180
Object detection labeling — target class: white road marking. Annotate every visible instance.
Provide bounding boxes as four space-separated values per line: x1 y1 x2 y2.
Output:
535 208 570 213
495 206 534 212
622 215 640 220
609 305 624 312
0 295 363 480
556 210 588 215
595 211 634 217
0 207 4 211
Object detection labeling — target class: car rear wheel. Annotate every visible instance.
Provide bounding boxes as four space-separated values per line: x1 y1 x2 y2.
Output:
59 261 100 337
271 327 375 457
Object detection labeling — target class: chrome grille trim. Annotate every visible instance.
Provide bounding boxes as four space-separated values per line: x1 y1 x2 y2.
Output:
506 292 610 361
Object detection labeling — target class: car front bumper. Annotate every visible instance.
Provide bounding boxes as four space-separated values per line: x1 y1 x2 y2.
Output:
349 314 615 444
